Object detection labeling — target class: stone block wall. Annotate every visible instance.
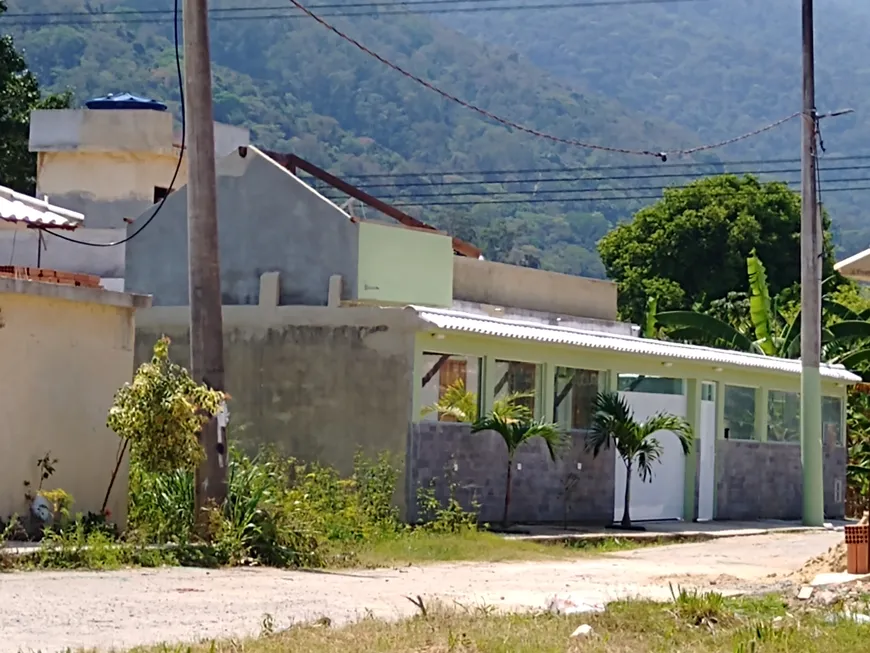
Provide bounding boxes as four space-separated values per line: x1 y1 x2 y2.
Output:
407 421 615 524
715 440 846 521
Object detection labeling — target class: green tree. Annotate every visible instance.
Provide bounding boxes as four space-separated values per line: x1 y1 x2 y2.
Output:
471 399 563 526
0 0 71 194
587 391 693 529
420 378 533 423
597 175 838 325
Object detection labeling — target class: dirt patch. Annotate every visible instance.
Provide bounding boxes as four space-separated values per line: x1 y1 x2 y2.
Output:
650 573 747 589
793 514 866 583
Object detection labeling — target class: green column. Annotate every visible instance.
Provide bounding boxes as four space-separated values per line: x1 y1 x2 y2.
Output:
801 366 825 526
684 378 701 522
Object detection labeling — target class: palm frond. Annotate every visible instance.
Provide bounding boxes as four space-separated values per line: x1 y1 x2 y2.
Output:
420 378 478 423
638 413 694 456
634 438 664 482
746 249 777 356
827 320 870 342
656 311 754 351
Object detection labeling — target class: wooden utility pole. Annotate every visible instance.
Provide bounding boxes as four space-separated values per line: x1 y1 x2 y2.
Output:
183 0 228 512
800 0 824 526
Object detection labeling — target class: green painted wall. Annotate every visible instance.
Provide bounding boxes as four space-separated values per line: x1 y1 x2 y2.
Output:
357 221 453 307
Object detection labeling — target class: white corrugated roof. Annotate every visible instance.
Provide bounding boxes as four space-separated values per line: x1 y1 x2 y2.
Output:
0 185 83 230
409 305 861 383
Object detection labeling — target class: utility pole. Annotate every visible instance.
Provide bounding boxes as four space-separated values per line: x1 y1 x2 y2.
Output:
183 0 228 513
800 0 824 527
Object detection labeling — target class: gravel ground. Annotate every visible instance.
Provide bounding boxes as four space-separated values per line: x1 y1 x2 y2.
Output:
0 531 841 653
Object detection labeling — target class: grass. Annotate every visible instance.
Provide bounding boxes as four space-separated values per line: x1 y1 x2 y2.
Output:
126 593 870 653
341 531 654 567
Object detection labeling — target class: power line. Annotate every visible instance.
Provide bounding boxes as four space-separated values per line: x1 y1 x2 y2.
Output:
344 163 870 190
283 0 800 160
1 0 703 23
317 175 870 201
43 0 185 248
337 153 870 179
381 184 870 207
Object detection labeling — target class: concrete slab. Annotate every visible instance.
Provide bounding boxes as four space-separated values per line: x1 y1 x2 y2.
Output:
810 572 870 587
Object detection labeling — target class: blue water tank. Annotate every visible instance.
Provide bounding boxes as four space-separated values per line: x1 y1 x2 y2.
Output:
85 93 168 112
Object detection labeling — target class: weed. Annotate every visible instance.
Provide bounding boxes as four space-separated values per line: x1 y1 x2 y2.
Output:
669 583 728 627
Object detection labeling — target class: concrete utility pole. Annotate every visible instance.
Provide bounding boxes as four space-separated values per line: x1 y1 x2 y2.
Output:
800 0 824 527
183 0 228 512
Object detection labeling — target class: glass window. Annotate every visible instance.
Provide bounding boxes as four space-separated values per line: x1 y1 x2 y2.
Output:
617 374 684 395
702 382 715 402
495 360 537 413
823 396 844 447
420 353 481 423
554 367 600 430
724 385 756 441
767 390 800 443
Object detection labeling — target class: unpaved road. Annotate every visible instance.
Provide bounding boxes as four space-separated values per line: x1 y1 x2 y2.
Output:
0 531 840 652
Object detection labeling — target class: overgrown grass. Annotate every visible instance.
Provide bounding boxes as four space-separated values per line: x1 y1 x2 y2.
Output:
4 447 656 571
126 592 870 653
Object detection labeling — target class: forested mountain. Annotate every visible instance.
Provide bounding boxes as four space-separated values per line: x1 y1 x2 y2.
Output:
2 0 713 278
3 0 869 274
440 0 870 254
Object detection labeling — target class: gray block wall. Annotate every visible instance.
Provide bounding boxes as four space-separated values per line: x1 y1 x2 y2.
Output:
407 422 615 524
125 148 359 306
715 440 846 521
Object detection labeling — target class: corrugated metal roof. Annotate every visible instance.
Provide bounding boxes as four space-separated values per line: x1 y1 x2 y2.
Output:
409 305 861 383
0 186 83 230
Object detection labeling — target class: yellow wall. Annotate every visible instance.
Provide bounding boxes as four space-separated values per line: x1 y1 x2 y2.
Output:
36 150 187 204
0 289 138 525
356 221 453 307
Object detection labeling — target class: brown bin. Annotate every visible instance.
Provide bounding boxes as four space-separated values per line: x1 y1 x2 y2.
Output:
845 524 870 575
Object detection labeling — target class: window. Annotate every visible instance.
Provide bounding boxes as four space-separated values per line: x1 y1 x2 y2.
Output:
823 396 844 447
554 367 600 430
702 382 715 402
495 360 537 413
617 374 683 395
420 353 481 422
767 390 800 443
153 186 170 203
724 385 756 441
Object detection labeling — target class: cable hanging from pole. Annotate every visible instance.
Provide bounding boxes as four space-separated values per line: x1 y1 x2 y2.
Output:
286 0 801 161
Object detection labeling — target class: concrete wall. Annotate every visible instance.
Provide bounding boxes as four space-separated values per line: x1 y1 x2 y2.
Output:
29 109 249 230
134 295 420 511
453 257 618 321
125 147 359 306
0 226 126 278
714 440 846 520
407 422 615 524
0 278 150 526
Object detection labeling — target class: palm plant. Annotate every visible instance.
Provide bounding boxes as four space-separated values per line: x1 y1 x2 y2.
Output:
587 391 694 529
420 378 534 423
655 249 870 373
471 399 564 526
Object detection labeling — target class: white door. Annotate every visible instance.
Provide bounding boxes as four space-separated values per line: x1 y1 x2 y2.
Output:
697 388 717 522
614 392 687 522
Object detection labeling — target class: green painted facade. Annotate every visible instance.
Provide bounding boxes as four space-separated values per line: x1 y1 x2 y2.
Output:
356 222 453 307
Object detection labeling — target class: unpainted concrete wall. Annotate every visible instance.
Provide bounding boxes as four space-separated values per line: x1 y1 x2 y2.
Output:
0 227 126 278
0 279 148 527
714 440 846 520
453 257 618 321
125 147 359 306
407 422 615 524
134 304 419 510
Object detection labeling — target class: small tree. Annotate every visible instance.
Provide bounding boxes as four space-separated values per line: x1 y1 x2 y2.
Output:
471 399 564 526
420 378 534 423
587 391 693 529
102 337 226 513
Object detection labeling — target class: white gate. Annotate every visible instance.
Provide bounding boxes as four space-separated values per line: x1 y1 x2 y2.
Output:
697 387 717 522
614 392 687 522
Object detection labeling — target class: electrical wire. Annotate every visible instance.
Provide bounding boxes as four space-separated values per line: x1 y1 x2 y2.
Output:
380 184 870 206
43 0 185 248
337 154 870 179
284 0 799 160
340 163 870 190
317 175 870 201
2 0 705 23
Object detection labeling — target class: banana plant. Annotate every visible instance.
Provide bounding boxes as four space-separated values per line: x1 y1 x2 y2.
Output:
654 249 870 375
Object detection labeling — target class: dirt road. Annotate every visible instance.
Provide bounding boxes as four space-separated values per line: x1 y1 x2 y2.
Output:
0 531 840 652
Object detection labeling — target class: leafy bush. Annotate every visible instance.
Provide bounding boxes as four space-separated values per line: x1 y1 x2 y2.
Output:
107 336 225 475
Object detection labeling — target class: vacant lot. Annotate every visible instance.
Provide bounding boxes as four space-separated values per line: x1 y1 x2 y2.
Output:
0 531 841 652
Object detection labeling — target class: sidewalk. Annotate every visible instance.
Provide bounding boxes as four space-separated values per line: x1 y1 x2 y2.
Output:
501 519 850 543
